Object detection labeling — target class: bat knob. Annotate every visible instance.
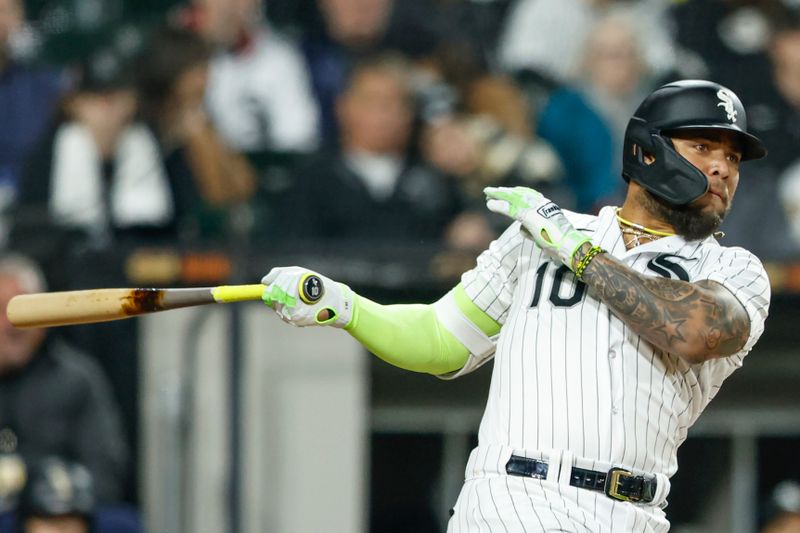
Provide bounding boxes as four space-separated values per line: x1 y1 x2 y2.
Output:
298 274 324 304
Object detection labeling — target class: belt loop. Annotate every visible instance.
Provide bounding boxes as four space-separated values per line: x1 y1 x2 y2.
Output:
559 450 575 486
544 449 561 483
651 473 671 508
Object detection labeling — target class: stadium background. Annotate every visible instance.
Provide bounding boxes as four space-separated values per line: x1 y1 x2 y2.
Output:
2 0 800 532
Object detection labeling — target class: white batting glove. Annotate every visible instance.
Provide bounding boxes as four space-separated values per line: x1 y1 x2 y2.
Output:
261 266 354 328
484 186 592 271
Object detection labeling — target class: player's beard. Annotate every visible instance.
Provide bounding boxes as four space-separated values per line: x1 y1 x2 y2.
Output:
640 190 731 241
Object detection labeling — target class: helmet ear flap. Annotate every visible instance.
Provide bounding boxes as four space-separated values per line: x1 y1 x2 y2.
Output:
650 134 709 205
624 117 653 154
622 118 654 182
623 126 709 206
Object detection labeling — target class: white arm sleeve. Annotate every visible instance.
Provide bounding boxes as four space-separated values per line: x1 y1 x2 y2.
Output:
434 222 524 379
432 291 497 380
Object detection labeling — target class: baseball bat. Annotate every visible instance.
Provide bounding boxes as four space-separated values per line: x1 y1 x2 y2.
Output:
6 275 325 329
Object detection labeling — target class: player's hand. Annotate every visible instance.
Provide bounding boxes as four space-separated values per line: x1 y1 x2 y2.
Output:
261 267 354 328
484 186 592 271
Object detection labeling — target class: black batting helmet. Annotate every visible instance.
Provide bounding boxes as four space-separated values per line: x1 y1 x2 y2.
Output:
622 79 767 206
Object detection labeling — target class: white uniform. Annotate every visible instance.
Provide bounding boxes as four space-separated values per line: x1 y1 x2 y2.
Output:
443 206 771 532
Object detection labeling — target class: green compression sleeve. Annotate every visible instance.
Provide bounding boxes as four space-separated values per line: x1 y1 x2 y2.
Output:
344 296 469 375
343 284 500 375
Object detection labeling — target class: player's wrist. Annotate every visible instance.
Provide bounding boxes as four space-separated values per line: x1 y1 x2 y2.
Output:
560 231 593 271
343 291 362 332
323 282 355 328
574 244 605 281
570 241 596 272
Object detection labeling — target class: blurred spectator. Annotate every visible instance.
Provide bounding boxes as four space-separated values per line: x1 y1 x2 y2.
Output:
0 253 129 511
574 9 658 202
719 157 798 261
780 161 800 247
8 42 173 494
434 0 622 212
739 14 800 253
302 0 443 143
762 513 800 533
0 0 68 228
16 457 94 533
181 0 320 153
276 54 472 245
409 36 564 229
498 0 676 85
13 44 173 249
761 481 800 533
754 14 800 171
491 70 614 213
136 24 257 241
578 10 653 145
2 456 140 533
420 31 616 214
419 72 564 211
432 0 511 69
670 0 788 103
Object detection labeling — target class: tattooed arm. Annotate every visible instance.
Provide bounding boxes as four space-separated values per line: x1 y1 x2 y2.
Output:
574 243 750 364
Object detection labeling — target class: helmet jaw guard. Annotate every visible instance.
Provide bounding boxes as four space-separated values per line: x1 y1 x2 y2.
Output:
622 117 709 206
621 80 767 206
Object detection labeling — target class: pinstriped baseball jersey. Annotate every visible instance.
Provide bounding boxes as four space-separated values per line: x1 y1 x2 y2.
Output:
453 205 770 481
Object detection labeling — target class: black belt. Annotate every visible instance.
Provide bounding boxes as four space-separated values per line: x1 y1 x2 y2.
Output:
505 455 657 504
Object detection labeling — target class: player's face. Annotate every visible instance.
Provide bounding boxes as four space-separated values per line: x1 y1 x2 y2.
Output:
336 68 413 154
192 0 258 45
0 0 23 48
638 129 743 240
318 0 391 46
670 129 742 218
0 275 45 375
771 30 800 108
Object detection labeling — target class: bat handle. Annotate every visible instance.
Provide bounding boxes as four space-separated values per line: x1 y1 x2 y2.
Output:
213 274 323 306
211 284 266 303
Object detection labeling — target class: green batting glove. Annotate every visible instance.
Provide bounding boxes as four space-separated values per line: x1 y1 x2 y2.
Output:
485 186 592 271
261 266 354 328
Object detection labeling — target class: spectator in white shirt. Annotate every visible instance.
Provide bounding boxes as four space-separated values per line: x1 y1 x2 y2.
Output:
185 0 320 153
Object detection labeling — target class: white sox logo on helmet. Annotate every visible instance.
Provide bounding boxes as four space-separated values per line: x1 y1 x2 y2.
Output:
716 89 737 122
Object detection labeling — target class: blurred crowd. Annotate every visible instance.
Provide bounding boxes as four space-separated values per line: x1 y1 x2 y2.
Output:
1 0 799 263
1 0 800 530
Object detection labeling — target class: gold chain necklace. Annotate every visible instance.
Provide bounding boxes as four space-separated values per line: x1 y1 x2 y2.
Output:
615 208 676 248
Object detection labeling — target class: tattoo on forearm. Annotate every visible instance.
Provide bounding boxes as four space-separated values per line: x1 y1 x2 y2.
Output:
576 246 750 359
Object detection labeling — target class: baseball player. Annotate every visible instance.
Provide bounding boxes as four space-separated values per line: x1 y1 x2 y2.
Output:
261 80 771 532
